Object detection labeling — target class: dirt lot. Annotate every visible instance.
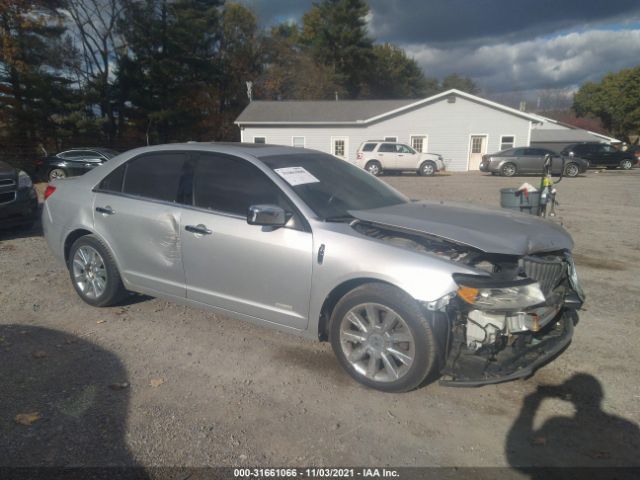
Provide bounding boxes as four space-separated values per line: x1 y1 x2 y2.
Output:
1 170 639 470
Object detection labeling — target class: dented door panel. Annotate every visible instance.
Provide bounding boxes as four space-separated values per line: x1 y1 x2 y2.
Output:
92 193 186 297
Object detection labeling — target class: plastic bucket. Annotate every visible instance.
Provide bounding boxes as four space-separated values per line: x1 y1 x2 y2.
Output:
500 188 540 215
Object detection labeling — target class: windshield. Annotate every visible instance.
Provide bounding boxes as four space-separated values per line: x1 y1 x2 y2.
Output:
261 153 408 220
98 149 120 158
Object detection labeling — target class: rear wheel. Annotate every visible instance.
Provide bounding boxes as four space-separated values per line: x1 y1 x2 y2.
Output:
564 162 579 177
419 161 436 176
48 168 67 181
68 235 126 307
501 163 517 177
329 283 438 392
620 159 633 170
365 161 382 176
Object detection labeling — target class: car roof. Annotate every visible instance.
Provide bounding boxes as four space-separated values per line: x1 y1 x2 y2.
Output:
116 142 318 160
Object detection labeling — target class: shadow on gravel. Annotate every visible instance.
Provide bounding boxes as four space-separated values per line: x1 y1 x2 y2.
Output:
0 207 43 241
0 324 141 471
506 373 640 475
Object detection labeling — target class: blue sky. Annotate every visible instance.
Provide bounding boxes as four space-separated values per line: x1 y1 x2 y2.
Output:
240 0 640 97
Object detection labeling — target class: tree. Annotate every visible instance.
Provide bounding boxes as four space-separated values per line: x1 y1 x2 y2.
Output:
257 22 343 101
116 0 224 144
301 0 373 98
0 0 79 167
440 73 479 95
65 0 125 144
366 43 438 99
573 66 640 141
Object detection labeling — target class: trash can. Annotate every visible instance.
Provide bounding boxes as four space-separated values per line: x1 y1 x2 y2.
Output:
500 188 540 215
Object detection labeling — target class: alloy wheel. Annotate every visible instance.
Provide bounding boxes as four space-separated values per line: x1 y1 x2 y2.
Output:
565 163 579 177
421 163 435 176
366 163 381 175
621 160 632 170
49 169 66 180
339 303 415 382
72 245 108 299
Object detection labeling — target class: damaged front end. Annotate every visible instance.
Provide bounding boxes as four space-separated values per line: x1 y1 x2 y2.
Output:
352 220 585 387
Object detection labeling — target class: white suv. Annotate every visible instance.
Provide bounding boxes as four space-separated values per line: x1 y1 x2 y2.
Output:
355 141 445 176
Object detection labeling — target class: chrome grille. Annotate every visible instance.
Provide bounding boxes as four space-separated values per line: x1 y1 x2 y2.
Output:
0 178 16 188
0 191 16 204
519 255 566 295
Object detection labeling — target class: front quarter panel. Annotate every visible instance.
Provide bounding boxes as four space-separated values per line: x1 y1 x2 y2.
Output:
306 223 481 339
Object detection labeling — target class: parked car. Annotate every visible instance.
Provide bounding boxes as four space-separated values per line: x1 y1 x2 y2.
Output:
0 160 38 229
355 141 445 176
480 147 588 177
36 148 120 182
561 142 637 170
42 143 584 392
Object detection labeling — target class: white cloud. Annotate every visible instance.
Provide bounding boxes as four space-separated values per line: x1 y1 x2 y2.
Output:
404 28 640 92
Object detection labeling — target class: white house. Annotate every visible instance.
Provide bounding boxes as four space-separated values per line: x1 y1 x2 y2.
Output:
235 89 545 171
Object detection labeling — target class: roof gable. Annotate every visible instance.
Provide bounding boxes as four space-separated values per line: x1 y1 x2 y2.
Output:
235 89 542 125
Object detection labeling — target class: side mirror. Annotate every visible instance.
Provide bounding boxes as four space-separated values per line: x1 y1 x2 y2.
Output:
247 204 287 227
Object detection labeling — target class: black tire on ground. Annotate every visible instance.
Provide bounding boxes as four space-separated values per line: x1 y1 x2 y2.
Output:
329 283 439 393
68 234 127 307
564 162 580 177
501 163 517 177
365 161 382 176
48 168 67 181
419 161 436 176
620 159 633 170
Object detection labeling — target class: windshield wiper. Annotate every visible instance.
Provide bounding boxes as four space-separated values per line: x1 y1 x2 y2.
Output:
324 214 355 223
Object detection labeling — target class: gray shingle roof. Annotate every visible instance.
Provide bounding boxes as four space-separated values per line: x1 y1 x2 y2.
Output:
235 99 417 124
531 129 602 143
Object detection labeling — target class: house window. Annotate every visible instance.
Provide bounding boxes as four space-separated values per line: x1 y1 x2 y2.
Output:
253 136 266 144
471 137 484 154
384 136 398 142
331 137 348 159
500 135 515 151
410 135 428 153
292 136 305 148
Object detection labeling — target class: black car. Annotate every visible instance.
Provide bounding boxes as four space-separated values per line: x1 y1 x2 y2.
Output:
0 161 38 229
561 142 637 170
35 148 120 181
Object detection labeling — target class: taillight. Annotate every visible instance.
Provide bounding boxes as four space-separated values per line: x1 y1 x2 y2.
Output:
44 185 56 200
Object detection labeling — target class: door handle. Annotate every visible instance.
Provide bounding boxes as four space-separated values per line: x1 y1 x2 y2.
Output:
96 206 115 215
185 224 212 235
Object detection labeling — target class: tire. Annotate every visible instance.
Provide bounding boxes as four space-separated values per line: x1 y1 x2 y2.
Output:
48 168 67 181
419 161 436 176
68 234 126 307
329 283 439 393
620 159 633 170
564 162 579 177
501 163 517 177
365 161 382 176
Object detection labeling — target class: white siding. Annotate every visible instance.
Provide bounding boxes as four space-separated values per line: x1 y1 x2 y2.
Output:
240 96 533 171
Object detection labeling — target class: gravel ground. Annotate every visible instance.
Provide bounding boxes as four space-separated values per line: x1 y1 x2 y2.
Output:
1 170 639 469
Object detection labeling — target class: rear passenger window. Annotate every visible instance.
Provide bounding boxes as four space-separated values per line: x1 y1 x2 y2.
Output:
98 164 126 192
378 144 395 153
122 153 189 203
362 143 376 152
193 154 291 216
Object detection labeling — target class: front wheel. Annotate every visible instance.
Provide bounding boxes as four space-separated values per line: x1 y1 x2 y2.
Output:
501 163 517 177
419 161 436 176
48 168 67 181
329 283 438 392
620 159 633 170
564 162 580 177
68 235 126 307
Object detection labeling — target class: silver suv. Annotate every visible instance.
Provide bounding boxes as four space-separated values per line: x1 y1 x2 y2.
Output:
355 141 445 176
42 143 583 392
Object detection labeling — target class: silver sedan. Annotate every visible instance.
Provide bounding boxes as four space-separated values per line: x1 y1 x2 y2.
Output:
42 143 584 392
480 147 589 177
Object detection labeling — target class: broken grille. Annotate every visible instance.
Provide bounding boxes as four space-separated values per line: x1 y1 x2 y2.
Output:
519 255 566 296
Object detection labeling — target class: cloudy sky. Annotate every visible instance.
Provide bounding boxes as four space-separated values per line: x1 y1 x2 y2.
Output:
241 0 640 97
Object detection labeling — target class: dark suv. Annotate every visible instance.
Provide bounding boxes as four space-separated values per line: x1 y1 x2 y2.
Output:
561 142 637 170
0 161 38 229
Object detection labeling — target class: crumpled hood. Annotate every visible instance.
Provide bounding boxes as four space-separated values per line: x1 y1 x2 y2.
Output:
349 200 573 255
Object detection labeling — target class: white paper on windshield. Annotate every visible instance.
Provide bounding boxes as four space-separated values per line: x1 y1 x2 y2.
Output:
274 166 320 186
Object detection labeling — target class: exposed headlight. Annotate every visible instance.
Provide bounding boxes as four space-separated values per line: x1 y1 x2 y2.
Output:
454 275 546 311
18 170 33 189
